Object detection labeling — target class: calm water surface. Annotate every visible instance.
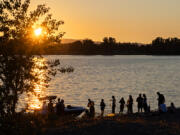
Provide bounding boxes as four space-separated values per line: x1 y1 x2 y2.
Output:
19 55 180 114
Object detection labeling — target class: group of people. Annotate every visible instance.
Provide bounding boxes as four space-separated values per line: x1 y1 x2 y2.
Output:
41 92 176 117
56 98 65 116
136 94 149 113
42 98 65 116
156 92 176 113
99 94 148 116
87 92 176 117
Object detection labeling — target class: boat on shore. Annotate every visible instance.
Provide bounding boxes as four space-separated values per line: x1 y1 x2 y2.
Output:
65 105 86 116
38 96 86 117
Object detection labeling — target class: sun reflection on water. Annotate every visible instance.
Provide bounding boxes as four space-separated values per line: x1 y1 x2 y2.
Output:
25 57 48 111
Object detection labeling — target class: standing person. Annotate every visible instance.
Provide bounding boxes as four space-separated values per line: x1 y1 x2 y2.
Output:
157 92 165 109
90 100 95 117
100 99 106 116
56 98 61 116
136 94 143 113
48 99 54 113
119 97 125 113
60 99 65 115
111 96 116 114
143 94 148 113
87 99 95 117
127 95 133 114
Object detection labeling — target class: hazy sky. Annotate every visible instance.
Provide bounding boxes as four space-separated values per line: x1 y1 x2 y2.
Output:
31 0 180 43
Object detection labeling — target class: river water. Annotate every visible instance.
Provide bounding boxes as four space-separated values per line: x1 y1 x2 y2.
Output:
18 55 180 114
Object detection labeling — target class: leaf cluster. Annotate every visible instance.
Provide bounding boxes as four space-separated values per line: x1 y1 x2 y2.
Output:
0 0 69 118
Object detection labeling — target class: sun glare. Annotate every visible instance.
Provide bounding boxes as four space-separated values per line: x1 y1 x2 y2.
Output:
34 28 42 36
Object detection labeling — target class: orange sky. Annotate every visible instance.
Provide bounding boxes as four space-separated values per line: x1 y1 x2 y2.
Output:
30 0 180 43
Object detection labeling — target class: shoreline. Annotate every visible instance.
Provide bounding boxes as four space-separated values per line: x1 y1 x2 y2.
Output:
42 54 180 56
2 108 180 135
44 108 180 135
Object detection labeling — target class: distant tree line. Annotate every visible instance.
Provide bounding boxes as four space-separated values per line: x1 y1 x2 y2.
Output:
37 37 180 55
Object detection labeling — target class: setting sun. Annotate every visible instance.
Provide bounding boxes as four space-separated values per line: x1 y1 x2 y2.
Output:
34 28 42 36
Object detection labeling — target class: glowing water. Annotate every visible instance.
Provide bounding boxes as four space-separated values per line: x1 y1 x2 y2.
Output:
18 55 180 114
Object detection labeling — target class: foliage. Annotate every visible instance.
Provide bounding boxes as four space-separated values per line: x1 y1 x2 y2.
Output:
102 37 116 45
0 0 69 118
0 0 64 47
41 36 180 55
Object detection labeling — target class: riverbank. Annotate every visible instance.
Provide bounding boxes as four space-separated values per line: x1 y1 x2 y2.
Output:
44 109 180 135
1 109 180 135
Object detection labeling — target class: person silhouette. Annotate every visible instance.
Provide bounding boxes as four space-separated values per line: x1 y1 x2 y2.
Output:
90 100 95 117
157 92 165 109
119 97 125 113
100 99 106 116
111 96 116 114
168 102 176 113
136 94 143 113
127 95 133 114
60 99 65 115
143 94 148 113
87 99 95 117
87 99 91 108
48 99 54 113
56 98 61 116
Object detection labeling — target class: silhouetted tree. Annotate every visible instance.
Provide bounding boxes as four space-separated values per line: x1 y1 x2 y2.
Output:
102 37 116 46
102 37 109 45
38 36 180 55
152 37 164 45
0 0 67 118
82 39 95 46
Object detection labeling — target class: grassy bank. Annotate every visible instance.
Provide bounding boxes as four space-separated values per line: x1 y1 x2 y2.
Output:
44 109 180 135
1 109 180 135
